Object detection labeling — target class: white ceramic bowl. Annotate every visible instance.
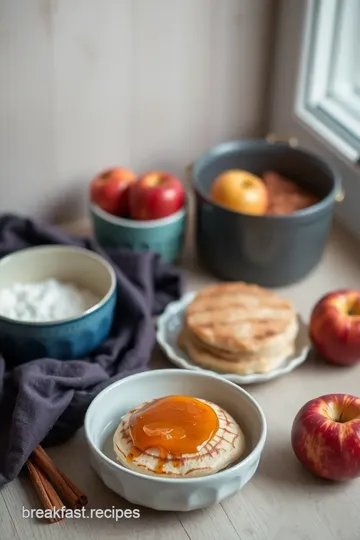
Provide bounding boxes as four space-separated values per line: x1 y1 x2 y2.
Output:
84 369 267 511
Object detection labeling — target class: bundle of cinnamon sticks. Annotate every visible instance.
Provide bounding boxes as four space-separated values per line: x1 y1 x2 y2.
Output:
26 445 88 523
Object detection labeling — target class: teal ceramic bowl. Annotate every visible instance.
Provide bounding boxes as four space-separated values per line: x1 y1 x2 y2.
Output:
89 203 187 263
0 245 117 364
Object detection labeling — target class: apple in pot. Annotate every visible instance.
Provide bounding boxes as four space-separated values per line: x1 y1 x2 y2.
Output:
291 394 360 481
90 167 137 216
210 170 268 215
128 171 185 220
310 290 360 366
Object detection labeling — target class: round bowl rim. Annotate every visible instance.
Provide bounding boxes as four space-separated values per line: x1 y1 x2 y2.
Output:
84 368 267 484
192 137 341 221
90 202 187 229
0 245 117 327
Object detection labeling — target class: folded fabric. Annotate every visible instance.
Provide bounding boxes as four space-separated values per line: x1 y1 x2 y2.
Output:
0 214 184 485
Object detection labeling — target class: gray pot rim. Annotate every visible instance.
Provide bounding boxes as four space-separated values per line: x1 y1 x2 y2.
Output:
191 138 342 221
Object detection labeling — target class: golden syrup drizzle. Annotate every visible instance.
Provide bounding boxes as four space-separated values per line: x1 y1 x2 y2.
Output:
126 395 219 473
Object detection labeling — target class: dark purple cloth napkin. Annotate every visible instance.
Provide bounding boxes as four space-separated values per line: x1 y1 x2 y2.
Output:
0 214 184 486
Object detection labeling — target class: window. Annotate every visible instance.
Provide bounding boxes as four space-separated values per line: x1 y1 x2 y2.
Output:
296 0 360 163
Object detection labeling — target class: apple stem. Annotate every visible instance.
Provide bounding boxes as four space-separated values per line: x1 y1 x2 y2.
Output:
347 299 360 316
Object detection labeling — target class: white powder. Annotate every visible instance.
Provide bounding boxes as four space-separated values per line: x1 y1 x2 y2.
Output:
0 279 99 322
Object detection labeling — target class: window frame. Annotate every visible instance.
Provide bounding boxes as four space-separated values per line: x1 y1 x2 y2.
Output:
295 0 360 164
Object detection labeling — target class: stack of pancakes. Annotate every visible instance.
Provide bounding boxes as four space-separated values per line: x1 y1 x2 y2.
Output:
177 282 298 375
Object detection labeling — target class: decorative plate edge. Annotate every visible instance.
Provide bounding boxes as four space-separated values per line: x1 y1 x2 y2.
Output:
156 293 310 384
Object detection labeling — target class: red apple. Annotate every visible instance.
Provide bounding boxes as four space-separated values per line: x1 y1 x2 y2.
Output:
291 394 360 481
90 167 137 216
309 290 360 366
128 171 185 220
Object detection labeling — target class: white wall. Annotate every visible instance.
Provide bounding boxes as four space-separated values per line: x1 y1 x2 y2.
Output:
0 0 274 223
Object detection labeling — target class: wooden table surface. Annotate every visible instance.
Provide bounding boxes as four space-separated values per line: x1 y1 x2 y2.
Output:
1 221 360 540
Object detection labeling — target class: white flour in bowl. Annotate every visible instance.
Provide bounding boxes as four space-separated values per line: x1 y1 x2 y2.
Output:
0 279 99 322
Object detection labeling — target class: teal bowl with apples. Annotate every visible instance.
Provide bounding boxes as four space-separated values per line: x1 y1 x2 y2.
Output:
89 169 187 263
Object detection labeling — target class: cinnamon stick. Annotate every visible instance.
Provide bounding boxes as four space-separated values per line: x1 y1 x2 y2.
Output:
31 445 88 509
26 459 65 523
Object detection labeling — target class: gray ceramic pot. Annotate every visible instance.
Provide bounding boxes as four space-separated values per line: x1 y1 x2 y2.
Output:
191 138 343 287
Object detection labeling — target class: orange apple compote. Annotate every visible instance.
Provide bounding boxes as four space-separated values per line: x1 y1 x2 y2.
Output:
128 395 219 459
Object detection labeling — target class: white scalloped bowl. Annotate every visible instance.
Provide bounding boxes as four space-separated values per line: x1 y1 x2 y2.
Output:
84 369 267 511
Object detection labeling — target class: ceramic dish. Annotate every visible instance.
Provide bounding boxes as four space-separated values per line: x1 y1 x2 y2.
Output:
190 138 341 287
0 245 117 363
84 369 267 511
156 292 310 384
89 202 187 263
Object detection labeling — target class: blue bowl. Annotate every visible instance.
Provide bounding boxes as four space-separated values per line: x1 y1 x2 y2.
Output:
0 245 117 364
89 203 187 263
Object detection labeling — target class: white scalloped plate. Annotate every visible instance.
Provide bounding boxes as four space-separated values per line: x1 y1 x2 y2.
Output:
156 292 310 385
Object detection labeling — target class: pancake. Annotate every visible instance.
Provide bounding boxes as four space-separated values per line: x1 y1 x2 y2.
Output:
183 319 298 360
178 326 295 374
185 282 297 354
113 397 245 478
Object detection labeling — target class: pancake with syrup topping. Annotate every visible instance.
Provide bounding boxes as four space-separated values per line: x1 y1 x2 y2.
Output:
178 282 298 374
113 395 245 478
